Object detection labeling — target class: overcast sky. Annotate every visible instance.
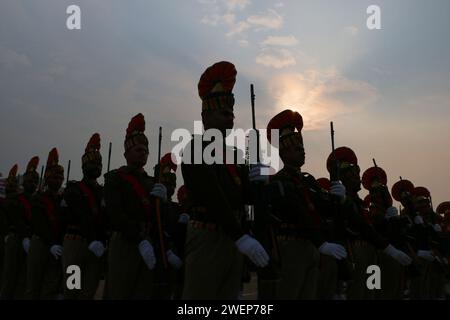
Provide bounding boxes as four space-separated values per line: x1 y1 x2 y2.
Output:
1 0 449 206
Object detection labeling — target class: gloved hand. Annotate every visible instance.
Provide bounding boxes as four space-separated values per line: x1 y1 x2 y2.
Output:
330 181 346 202
138 240 156 270
417 250 435 262
385 206 399 220
235 234 269 268
384 244 412 266
50 244 63 260
249 163 270 183
22 237 31 254
433 224 442 232
88 241 106 258
318 242 347 260
166 250 183 269
150 183 167 202
178 213 190 224
414 215 424 225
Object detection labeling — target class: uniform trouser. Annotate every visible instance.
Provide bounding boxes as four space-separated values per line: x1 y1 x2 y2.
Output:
62 236 103 300
428 261 445 299
346 241 377 300
25 235 62 300
107 232 154 299
0 234 4 290
1 234 27 299
375 251 405 300
410 257 432 299
276 239 320 300
182 226 243 300
317 254 338 299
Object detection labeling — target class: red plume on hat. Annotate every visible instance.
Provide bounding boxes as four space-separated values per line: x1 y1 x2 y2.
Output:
362 166 388 191
126 113 145 137
391 179 414 201
85 133 101 153
326 146 358 173
160 153 177 173
436 202 450 215
125 113 148 151
198 61 237 99
267 109 303 143
413 186 430 199
316 177 331 191
8 164 18 180
26 156 39 174
82 133 102 166
47 148 59 167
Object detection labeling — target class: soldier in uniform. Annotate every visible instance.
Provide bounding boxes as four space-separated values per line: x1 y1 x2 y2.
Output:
0 165 20 295
181 61 269 300
326 147 412 300
263 109 348 300
62 133 107 299
26 148 65 299
1 157 39 299
361 165 406 299
104 113 181 299
155 153 184 299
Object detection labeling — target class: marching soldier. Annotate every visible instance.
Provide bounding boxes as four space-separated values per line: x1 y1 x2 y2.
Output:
1 157 39 299
155 153 184 300
26 148 66 299
264 109 348 300
361 165 406 299
326 147 412 299
104 113 181 299
62 133 107 299
181 61 269 300
0 165 21 295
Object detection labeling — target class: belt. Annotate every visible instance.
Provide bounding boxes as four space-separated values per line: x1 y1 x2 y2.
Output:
349 239 368 247
190 220 218 231
64 234 86 241
276 235 307 241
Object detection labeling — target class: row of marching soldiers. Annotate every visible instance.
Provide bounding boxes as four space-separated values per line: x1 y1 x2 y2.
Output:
0 60 449 300
0 129 189 300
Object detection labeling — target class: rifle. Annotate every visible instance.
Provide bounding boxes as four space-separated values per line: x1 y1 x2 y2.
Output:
329 121 355 279
107 142 112 173
66 160 71 185
155 126 168 269
250 84 280 299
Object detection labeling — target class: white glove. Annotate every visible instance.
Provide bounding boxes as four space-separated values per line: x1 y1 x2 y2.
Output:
22 237 31 254
318 242 347 260
249 163 270 183
88 241 106 258
50 244 63 260
330 181 346 202
166 250 183 269
417 250 435 262
150 183 167 202
433 224 442 232
178 213 190 224
235 234 269 268
384 244 412 266
138 240 156 270
385 206 399 220
414 215 424 225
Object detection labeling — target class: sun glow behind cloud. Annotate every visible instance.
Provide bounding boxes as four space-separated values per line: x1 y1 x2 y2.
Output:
268 70 378 130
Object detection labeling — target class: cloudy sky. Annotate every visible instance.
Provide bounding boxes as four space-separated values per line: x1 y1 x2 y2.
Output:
1 0 449 206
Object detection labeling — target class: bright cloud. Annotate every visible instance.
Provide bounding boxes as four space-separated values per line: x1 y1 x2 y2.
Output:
268 70 378 130
256 48 296 68
262 35 298 47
